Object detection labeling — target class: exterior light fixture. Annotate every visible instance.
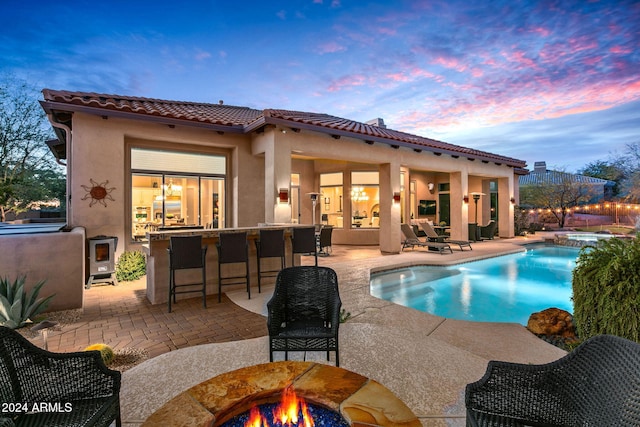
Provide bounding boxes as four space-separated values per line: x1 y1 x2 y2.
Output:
510 197 516 204
278 188 289 203
470 192 486 224
428 182 435 191
463 195 469 203
393 192 401 203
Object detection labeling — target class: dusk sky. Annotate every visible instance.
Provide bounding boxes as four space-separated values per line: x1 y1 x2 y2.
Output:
2 0 639 172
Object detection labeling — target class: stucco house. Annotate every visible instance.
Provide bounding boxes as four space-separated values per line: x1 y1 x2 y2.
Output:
38 90 527 304
519 161 615 203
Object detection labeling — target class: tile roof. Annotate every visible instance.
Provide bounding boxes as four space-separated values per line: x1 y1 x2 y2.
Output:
41 89 526 168
519 170 615 186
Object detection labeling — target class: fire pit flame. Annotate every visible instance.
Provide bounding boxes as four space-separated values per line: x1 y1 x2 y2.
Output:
245 386 314 427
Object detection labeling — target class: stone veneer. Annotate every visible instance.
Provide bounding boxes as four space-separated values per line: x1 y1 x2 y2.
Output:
142 361 421 427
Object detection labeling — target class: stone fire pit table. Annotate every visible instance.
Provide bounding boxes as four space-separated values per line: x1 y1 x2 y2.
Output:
142 361 420 427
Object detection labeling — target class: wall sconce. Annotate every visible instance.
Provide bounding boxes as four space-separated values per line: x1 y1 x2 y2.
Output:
463 195 469 204
510 197 516 204
393 192 401 203
428 182 435 191
278 188 289 203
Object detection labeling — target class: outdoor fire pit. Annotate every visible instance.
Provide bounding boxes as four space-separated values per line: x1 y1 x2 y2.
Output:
219 386 349 427
143 361 420 427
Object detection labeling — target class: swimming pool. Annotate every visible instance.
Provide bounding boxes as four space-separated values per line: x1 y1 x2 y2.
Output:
370 244 580 324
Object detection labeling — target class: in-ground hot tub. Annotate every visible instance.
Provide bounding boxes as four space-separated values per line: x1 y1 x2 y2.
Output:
554 232 625 247
143 361 420 427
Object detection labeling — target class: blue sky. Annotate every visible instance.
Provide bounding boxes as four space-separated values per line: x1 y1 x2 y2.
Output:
2 0 639 172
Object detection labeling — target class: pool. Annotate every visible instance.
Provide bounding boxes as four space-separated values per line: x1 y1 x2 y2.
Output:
370 244 580 324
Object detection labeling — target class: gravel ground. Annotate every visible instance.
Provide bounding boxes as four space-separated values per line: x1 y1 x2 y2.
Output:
15 309 148 372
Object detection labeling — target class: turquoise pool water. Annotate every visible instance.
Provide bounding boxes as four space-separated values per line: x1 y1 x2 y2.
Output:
370 245 580 324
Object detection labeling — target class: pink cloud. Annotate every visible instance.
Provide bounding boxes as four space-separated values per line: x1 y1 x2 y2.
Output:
610 45 632 54
327 74 368 92
433 56 467 73
317 41 347 54
395 76 640 134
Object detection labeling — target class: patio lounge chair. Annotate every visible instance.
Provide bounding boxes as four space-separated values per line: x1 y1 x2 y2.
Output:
465 334 640 426
401 224 452 254
419 221 472 251
0 326 121 427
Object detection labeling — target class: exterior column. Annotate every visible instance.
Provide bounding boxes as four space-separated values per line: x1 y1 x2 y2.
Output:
379 162 402 253
498 176 515 237
265 137 292 224
449 171 469 241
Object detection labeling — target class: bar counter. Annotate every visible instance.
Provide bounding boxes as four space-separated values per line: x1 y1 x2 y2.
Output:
143 225 299 305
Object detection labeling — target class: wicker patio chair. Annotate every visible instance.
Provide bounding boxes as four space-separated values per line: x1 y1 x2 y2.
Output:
267 266 342 366
465 334 640 427
478 220 497 240
0 326 121 427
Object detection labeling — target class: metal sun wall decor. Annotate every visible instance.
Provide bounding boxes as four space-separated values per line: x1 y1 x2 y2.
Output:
81 179 116 207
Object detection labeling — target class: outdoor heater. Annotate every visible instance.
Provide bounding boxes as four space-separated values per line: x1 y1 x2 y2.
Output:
86 235 118 289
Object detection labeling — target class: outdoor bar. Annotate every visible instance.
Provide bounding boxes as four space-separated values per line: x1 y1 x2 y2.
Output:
144 224 299 305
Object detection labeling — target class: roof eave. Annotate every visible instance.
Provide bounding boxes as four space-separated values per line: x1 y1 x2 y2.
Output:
39 100 246 134
258 116 526 168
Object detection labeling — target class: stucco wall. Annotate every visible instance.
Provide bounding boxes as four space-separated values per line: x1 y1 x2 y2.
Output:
0 227 85 312
69 113 265 255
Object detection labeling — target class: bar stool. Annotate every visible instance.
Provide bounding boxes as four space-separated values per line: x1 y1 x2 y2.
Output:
255 228 286 292
167 235 208 313
216 231 250 302
291 226 318 266
318 225 333 256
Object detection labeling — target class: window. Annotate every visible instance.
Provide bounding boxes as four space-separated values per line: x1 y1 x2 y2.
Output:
320 173 343 227
351 171 379 228
130 148 226 241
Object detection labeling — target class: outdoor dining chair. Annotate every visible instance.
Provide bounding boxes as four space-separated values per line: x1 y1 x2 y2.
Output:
267 266 342 366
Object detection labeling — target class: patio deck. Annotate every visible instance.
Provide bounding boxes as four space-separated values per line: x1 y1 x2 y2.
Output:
29 233 568 426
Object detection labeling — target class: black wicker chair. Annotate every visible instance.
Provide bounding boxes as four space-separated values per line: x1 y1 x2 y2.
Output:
267 266 342 366
465 334 640 427
0 326 121 427
478 220 497 240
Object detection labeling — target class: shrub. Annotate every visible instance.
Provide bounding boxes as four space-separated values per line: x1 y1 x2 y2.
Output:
84 343 115 365
115 250 146 282
572 234 640 342
0 276 55 329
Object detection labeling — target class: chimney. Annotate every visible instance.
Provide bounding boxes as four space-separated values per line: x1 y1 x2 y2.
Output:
366 118 386 128
534 161 547 174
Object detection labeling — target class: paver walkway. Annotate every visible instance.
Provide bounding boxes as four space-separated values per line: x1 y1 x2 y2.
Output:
36 279 268 358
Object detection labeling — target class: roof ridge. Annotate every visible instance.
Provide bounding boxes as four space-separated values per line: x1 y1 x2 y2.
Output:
42 89 255 110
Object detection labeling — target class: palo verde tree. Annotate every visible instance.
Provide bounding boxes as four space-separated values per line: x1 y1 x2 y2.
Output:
520 168 597 228
0 76 65 222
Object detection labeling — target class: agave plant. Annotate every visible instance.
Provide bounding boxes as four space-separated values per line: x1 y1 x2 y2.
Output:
0 276 55 329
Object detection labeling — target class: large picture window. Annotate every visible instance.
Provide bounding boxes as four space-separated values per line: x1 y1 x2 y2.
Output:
350 171 379 228
130 148 226 241
320 172 343 228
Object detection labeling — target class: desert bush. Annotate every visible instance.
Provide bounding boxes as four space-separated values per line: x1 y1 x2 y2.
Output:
0 276 55 329
115 250 146 281
572 234 640 342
